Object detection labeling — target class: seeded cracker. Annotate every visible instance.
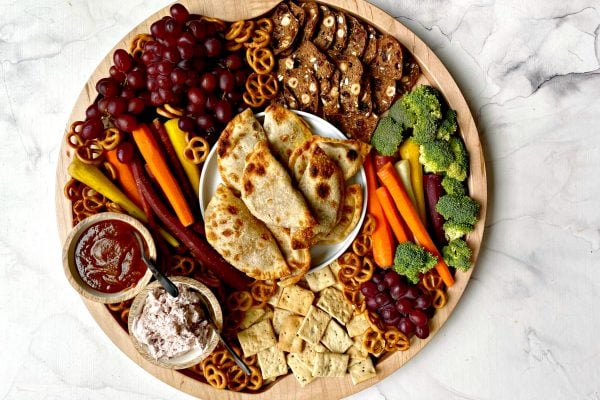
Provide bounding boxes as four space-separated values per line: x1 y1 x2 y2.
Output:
239 307 267 330
258 346 288 380
237 319 277 357
348 358 377 384
297 305 331 345
305 265 336 292
267 285 283 307
346 313 370 337
277 284 315 315
272 308 295 335
321 319 353 353
278 315 304 353
316 287 353 325
287 353 315 387
312 352 349 378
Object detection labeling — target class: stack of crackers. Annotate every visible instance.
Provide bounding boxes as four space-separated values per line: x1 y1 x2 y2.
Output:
236 261 376 386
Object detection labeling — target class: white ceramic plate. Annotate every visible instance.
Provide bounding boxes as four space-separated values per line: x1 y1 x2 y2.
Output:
199 110 368 271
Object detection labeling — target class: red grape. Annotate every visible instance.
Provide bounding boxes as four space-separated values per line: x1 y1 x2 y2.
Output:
196 114 215 130
106 97 127 116
177 43 195 60
390 283 408 300
162 47 181 64
126 69 146 89
374 292 392 307
397 317 415 336
395 298 413 314
214 100 232 123
360 282 378 298
120 87 136 99
204 37 222 58
169 3 190 24
218 70 235 92
113 49 133 72
85 104 100 119
81 117 103 140
200 72 217 93
403 286 420 300
378 303 399 322
96 78 120 97
109 66 126 82
414 293 432 310
408 309 428 327
116 141 135 164
384 271 401 288
224 53 243 70
178 117 195 132
188 20 207 40
365 296 378 311
187 87 206 105
170 68 187 85
114 114 138 132
415 324 430 339
127 98 146 114
157 60 173 75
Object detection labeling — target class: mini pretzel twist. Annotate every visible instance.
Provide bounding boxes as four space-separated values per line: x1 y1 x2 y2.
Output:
384 327 410 351
432 288 448 309
245 29 271 49
246 365 263 391
354 257 375 283
130 34 153 57
245 72 278 99
246 47 275 74
183 136 210 165
361 213 377 235
75 140 104 165
211 347 235 370
338 252 362 279
225 20 245 40
225 41 244 51
156 103 184 119
203 363 227 389
81 188 106 213
421 270 444 291
366 310 386 333
102 161 118 181
169 255 196 276
105 201 124 214
250 280 277 304
242 91 266 108
352 233 373 256
66 121 85 149
226 365 248 392
255 18 273 34
341 287 361 306
100 127 122 151
363 327 385 355
64 179 83 201
337 270 359 291
226 291 253 312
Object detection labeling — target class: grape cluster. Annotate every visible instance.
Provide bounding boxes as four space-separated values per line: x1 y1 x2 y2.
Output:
81 3 252 144
361 269 433 339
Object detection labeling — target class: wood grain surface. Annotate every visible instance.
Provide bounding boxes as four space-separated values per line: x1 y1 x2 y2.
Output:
54 0 487 398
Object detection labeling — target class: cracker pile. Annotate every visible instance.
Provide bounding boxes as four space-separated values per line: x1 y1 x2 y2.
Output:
236 261 378 387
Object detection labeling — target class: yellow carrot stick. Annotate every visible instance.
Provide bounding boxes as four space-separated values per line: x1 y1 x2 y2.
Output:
399 138 426 223
164 119 201 195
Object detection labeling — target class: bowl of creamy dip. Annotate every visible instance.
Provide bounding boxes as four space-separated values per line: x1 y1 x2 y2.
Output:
128 276 223 369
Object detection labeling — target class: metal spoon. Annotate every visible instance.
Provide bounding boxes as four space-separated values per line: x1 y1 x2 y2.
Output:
198 300 251 375
133 231 179 298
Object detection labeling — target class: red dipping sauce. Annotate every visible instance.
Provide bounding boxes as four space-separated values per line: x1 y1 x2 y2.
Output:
75 219 147 293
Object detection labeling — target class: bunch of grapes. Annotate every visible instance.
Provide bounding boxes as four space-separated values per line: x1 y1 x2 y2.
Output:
361 269 433 339
80 3 252 144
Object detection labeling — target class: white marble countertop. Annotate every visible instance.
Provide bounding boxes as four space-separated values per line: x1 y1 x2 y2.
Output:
1 0 599 399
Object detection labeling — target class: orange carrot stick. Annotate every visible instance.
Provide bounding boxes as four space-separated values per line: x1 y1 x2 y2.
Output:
375 186 409 243
364 153 395 268
132 124 194 227
105 149 143 208
377 162 455 287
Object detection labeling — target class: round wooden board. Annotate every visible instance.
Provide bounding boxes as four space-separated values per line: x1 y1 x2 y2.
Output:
55 0 487 398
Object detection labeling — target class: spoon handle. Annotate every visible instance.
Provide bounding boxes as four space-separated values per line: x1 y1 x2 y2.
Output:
217 331 252 375
133 231 179 297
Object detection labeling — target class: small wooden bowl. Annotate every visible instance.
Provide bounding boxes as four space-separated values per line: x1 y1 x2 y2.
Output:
127 277 223 370
62 212 154 303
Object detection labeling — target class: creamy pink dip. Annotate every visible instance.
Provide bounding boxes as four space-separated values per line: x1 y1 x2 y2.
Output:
132 284 212 360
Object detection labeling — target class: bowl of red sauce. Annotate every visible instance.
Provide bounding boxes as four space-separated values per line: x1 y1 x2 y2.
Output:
62 212 154 303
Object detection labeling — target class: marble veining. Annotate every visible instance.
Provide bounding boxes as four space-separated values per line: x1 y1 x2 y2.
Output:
1 0 599 399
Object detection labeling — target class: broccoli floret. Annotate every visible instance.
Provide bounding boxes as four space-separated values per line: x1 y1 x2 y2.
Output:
436 194 480 225
443 221 474 241
388 99 414 128
399 85 443 145
443 239 473 271
437 109 457 141
447 137 468 181
393 242 438 284
370 116 403 156
441 175 465 195
419 139 454 173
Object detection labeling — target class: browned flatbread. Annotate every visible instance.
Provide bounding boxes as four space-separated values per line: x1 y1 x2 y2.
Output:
263 104 313 163
205 184 290 280
312 137 372 180
316 184 363 244
268 224 311 287
242 140 316 230
217 109 266 194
